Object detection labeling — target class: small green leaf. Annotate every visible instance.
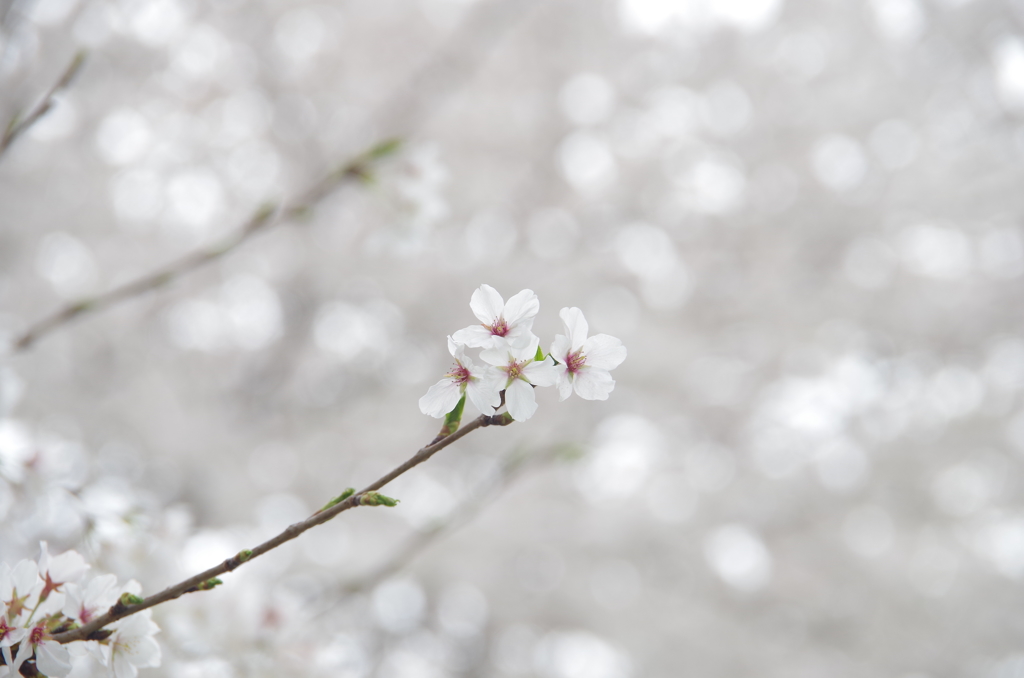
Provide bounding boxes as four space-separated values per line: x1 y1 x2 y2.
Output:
534 345 545 362
320 487 356 512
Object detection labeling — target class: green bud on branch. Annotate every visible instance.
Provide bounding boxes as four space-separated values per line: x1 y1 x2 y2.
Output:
237 549 253 563
320 488 356 512
442 396 465 437
119 593 144 606
359 492 400 507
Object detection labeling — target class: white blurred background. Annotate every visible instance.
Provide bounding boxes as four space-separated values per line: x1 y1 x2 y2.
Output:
3 0 1024 676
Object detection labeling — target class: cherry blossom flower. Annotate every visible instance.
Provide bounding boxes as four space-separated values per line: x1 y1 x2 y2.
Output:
37 542 87 602
480 336 557 421
0 559 41 621
13 623 72 677
419 338 502 417
452 285 540 349
549 307 626 401
0 615 28 674
62 574 119 625
102 611 161 678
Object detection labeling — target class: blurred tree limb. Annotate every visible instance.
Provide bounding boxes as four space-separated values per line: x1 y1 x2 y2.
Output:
51 412 516 645
11 138 400 352
9 0 539 354
0 50 86 160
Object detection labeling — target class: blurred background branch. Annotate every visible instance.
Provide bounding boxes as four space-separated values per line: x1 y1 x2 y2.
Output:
0 49 85 160
7 0 539 354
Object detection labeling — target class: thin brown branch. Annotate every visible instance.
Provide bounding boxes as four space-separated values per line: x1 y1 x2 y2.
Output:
0 50 86 160
11 139 399 353
51 413 513 645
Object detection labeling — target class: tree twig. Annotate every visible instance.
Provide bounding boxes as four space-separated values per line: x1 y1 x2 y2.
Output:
51 412 514 645
0 50 86 160
10 138 399 352
9 0 539 355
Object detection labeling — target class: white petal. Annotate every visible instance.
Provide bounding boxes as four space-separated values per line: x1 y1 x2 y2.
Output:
83 639 109 664
556 370 573 401
418 379 463 418
113 652 138 678
452 324 496 348
1 627 27 646
469 284 505 323
582 334 627 371
559 307 589 351
479 346 512 367
45 549 88 585
522 358 558 387
12 641 32 674
505 379 538 421
508 335 540 362
60 584 82 620
504 324 538 350
37 543 52 579
12 559 39 596
465 376 501 415
35 640 72 677
124 636 161 668
84 574 119 606
447 336 462 358
573 368 616 400
550 334 572 362
502 289 539 325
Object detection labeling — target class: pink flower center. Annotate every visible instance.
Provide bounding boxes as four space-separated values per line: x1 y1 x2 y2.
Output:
446 363 472 385
0 618 11 641
566 349 587 375
487 317 510 337
29 625 45 644
505 359 526 381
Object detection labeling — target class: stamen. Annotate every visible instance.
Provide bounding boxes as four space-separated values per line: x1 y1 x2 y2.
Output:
488 317 510 337
566 350 586 375
446 362 472 384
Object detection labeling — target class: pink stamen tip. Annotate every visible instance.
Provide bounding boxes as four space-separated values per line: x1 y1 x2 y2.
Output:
447 363 472 384
566 350 586 375
488 317 510 337
506 359 526 380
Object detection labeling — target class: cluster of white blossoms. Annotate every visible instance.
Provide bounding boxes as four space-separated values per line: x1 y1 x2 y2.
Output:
0 543 160 678
419 285 627 422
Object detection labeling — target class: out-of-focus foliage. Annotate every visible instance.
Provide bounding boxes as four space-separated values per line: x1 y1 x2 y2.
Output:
3 0 1024 676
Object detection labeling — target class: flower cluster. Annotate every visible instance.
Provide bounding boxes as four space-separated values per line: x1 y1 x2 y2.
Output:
419 285 627 422
0 543 160 678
